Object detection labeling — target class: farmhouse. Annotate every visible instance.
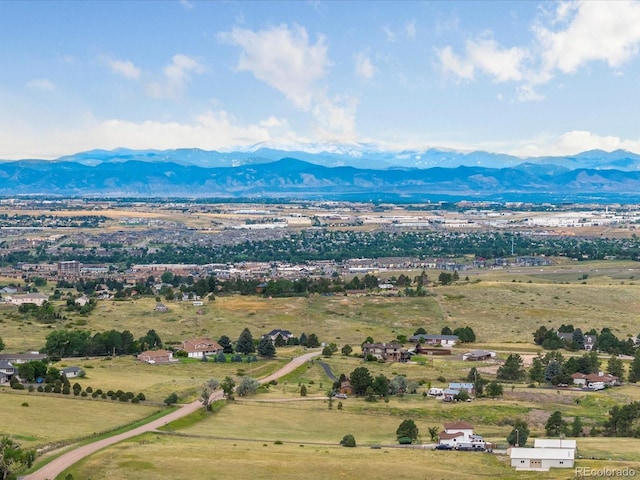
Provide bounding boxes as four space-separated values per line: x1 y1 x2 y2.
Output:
0 352 48 364
438 421 486 450
137 349 175 364
443 382 475 401
362 342 410 363
409 333 458 347
0 360 16 384
571 372 619 387
557 332 597 350
181 338 223 358
262 329 294 345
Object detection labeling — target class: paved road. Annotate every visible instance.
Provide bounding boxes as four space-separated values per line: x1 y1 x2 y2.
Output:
23 350 321 480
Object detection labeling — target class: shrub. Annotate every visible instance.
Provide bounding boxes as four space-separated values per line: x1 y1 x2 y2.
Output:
21 402 29 407
81 391 88 397
340 434 356 447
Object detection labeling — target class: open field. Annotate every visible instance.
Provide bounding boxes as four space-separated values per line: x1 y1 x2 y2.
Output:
61 433 587 480
0 391 160 449
4 260 640 479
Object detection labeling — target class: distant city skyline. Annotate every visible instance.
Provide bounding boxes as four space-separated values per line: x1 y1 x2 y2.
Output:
1 0 639 160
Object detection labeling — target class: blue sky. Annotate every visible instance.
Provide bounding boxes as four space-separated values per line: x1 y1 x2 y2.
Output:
1 0 640 160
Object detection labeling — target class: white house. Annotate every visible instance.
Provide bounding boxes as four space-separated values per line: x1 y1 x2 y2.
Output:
408 334 458 347
510 447 575 470
438 421 486 450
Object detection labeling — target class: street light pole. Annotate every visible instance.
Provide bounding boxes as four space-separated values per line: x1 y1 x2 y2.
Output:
515 428 519 447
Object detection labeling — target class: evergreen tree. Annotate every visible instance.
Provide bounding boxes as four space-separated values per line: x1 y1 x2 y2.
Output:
628 351 640 383
497 354 525 381
218 335 234 354
507 419 529 447
257 336 276 358
306 333 320 348
529 357 545 384
236 328 255 355
571 416 583 437
545 411 567 437
607 356 625 379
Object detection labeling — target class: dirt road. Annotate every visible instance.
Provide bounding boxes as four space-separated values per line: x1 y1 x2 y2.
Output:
23 350 321 480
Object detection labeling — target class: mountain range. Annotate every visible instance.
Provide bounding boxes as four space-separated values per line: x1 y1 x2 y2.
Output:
2 147 640 202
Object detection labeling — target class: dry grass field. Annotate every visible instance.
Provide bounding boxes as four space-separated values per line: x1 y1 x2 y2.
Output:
0 391 160 449
4 260 640 479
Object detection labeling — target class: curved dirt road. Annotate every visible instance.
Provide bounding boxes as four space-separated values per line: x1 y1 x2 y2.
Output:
23 350 321 480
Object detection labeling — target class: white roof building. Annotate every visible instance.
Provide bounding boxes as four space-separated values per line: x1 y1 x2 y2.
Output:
510 445 575 471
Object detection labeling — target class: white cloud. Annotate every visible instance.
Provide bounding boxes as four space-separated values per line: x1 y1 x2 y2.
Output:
516 84 544 102
405 20 416 39
180 0 194 10
354 52 376 80
0 111 300 159
147 54 204 99
219 23 355 139
219 24 328 109
536 1 640 74
438 46 474 80
26 78 55 91
439 36 526 83
104 57 141 80
509 130 640 157
382 26 396 42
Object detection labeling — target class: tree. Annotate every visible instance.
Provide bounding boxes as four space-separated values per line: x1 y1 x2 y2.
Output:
607 356 625 379
221 376 236 397
545 411 567 437
218 335 234 354
306 333 320 348
321 345 333 357
389 375 407 395
571 416 583 437
572 328 585 350
350 367 373 396
341 344 352 356
0 336 4 352
372 375 390 397
507 419 529 447
236 328 255 355
453 326 476 343
486 381 504 398
396 419 419 443
529 357 545 384
300 384 307 396
164 392 178 406
497 354 525 381
257 336 276 358
0 436 35 480
441 326 453 336
629 351 640 383
427 426 440 443
237 376 259 397
340 434 356 447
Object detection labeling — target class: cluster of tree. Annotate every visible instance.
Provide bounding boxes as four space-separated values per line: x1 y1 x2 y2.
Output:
43 328 162 358
496 354 526 382
438 271 460 285
533 325 635 355
440 325 476 343
527 351 618 386
545 410 584 437
466 367 503 399
605 401 640 437
17 301 62 324
338 368 418 399
64 297 97 315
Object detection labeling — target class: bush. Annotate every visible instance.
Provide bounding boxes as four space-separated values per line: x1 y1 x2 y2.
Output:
81 391 88 397
340 434 356 447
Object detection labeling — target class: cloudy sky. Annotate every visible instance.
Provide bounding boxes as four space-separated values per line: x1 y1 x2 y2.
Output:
1 0 640 159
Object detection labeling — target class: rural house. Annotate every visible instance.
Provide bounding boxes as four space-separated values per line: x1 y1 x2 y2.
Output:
181 338 223 359
443 382 475 401
4 292 49 306
362 342 410 363
571 372 619 388
438 421 486 450
262 329 294 345
409 333 458 347
557 332 597 350
462 350 495 361
62 366 83 378
137 349 174 364
0 360 16 384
